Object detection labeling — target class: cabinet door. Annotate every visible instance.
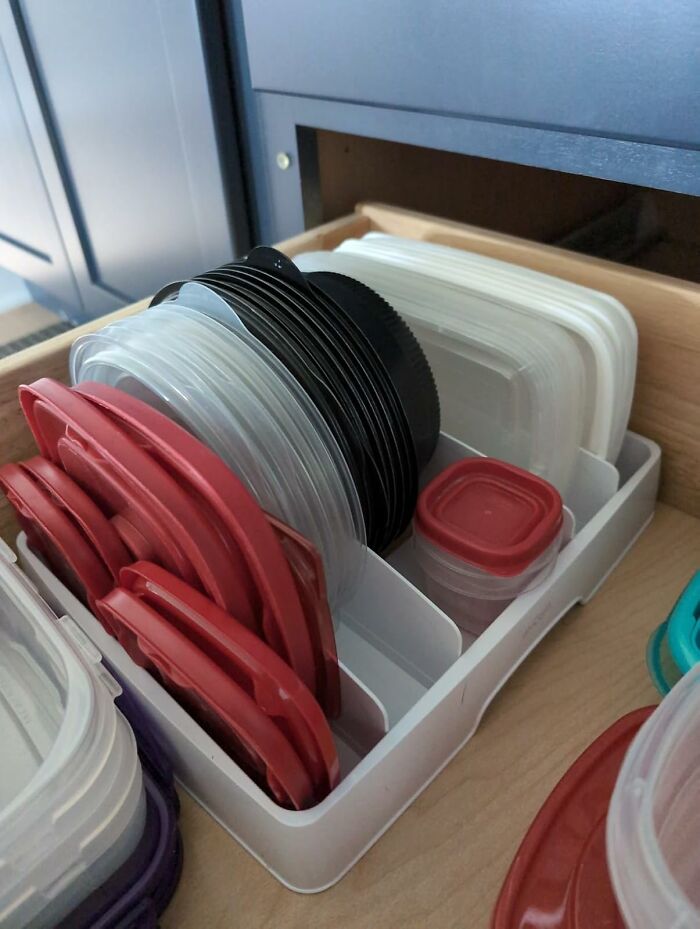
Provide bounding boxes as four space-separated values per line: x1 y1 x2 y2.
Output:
12 0 244 315
0 25 81 313
242 0 700 149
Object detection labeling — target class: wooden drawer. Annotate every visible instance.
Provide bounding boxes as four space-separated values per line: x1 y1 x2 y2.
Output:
2 201 699 543
1 203 698 928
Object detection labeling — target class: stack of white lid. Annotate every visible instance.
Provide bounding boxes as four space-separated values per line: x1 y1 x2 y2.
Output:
0 540 145 929
295 234 637 491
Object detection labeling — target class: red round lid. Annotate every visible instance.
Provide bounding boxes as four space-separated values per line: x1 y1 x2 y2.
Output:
96 586 315 810
416 458 563 576
18 380 319 683
110 512 160 563
492 706 655 929
0 462 112 607
75 382 258 629
267 514 340 720
20 456 131 581
56 430 200 585
73 380 316 694
119 561 340 799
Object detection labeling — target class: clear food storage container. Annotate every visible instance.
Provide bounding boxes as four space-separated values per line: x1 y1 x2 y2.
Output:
414 458 565 636
0 538 146 929
607 662 700 929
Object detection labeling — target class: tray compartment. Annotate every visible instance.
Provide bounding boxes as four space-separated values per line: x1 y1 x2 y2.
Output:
333 665 389 776
335 551 462 726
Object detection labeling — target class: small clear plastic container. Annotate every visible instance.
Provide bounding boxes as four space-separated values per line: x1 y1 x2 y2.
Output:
415 527 564 635
607 663 700 929
413 458 564 636
70 305 366 604
0 539 146 929
294 250 585 494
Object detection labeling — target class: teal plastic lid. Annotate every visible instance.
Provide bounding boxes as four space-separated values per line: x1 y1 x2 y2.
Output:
647 570 700 694
646 620 681 696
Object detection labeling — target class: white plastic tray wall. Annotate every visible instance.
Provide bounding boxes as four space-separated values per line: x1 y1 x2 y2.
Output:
17 429 660 892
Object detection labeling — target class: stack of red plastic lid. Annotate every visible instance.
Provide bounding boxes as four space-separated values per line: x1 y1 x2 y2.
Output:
1 378 340 809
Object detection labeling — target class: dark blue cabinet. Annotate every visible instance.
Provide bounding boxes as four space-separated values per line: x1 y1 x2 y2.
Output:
0 0 247 320
1 0 697 299
0 16 82 313
239 0 700 242
242 0 700 148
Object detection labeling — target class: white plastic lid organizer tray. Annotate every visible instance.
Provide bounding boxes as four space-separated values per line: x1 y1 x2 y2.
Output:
2 229 659 901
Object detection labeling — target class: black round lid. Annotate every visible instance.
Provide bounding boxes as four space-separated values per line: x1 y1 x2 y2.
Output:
305 271 440 472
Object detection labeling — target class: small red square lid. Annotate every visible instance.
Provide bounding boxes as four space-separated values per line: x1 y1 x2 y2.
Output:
416 458 563 576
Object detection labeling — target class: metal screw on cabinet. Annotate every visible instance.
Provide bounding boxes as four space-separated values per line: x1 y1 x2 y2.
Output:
276 152 292 171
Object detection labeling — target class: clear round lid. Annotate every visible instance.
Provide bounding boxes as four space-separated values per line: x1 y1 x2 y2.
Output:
71 305 366 604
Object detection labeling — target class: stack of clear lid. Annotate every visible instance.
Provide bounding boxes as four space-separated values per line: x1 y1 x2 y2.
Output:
70 302 366 605
295 233 637 490
0 539 146 929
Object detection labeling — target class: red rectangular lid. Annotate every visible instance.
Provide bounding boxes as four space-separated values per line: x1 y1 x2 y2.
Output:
416 458 563 576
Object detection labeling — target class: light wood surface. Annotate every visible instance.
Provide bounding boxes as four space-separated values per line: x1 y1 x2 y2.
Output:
0 302 61 345
161 501 694 929
275 210 371 257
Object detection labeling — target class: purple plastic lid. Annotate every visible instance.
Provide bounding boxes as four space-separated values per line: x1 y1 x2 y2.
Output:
58 666 181 928
58 771 182 929
112 671 178 804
